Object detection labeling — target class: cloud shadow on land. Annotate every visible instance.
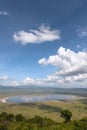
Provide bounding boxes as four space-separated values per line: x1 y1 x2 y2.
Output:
7 103 38 108
8 102 62 113
38 104 62 113
17 103 38 107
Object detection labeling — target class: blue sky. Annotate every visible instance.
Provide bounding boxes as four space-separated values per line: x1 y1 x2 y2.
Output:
0 0 87 87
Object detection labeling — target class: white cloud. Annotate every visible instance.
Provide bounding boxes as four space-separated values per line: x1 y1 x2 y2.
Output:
0 11 8 16
2 74 87 88
10 80 21 86
22 74 87 88
38 58 48 66
77 27 87 37
23 77 48 86
13 24 60 45
0 75 8 80
39 47 87 85
0 47 87 88
23 77 35 84
23 76 48 86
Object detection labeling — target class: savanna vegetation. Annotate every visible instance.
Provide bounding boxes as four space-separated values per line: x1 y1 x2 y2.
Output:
0 110 87 130
0 100 87 122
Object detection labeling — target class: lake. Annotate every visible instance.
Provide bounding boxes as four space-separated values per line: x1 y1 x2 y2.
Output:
2 94 83 103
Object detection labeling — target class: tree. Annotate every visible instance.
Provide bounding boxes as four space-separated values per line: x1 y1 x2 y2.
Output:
0 112 8 121
7 114 14 121
15 114 25 121
60 109 72 123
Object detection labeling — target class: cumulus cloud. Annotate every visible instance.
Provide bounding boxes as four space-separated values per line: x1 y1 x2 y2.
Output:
13 25 60 45
22 76 46 86
77 27 87 37
10 80 21 86
39 47 87 84
23 77 35 84
23 77 48 86
0 11 8 15
0 75 8 80
22 74 87 88
1 46 87 87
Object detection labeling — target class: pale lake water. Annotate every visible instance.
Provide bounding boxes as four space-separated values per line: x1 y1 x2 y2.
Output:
5 94 81 103
0 86 86 103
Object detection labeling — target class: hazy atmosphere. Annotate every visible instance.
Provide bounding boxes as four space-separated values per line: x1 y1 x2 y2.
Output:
0 0 87 88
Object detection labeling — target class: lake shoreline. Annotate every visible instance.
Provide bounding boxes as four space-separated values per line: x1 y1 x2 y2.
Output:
0 94 85 104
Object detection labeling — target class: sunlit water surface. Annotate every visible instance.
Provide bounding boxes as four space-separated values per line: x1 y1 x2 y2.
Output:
5 94 81 103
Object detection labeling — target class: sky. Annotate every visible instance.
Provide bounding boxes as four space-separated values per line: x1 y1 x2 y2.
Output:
0 0 87 88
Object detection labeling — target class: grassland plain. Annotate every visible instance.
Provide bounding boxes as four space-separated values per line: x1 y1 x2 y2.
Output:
0 100 87 122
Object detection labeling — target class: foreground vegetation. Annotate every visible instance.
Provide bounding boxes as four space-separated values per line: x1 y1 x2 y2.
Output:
0 111 87 130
